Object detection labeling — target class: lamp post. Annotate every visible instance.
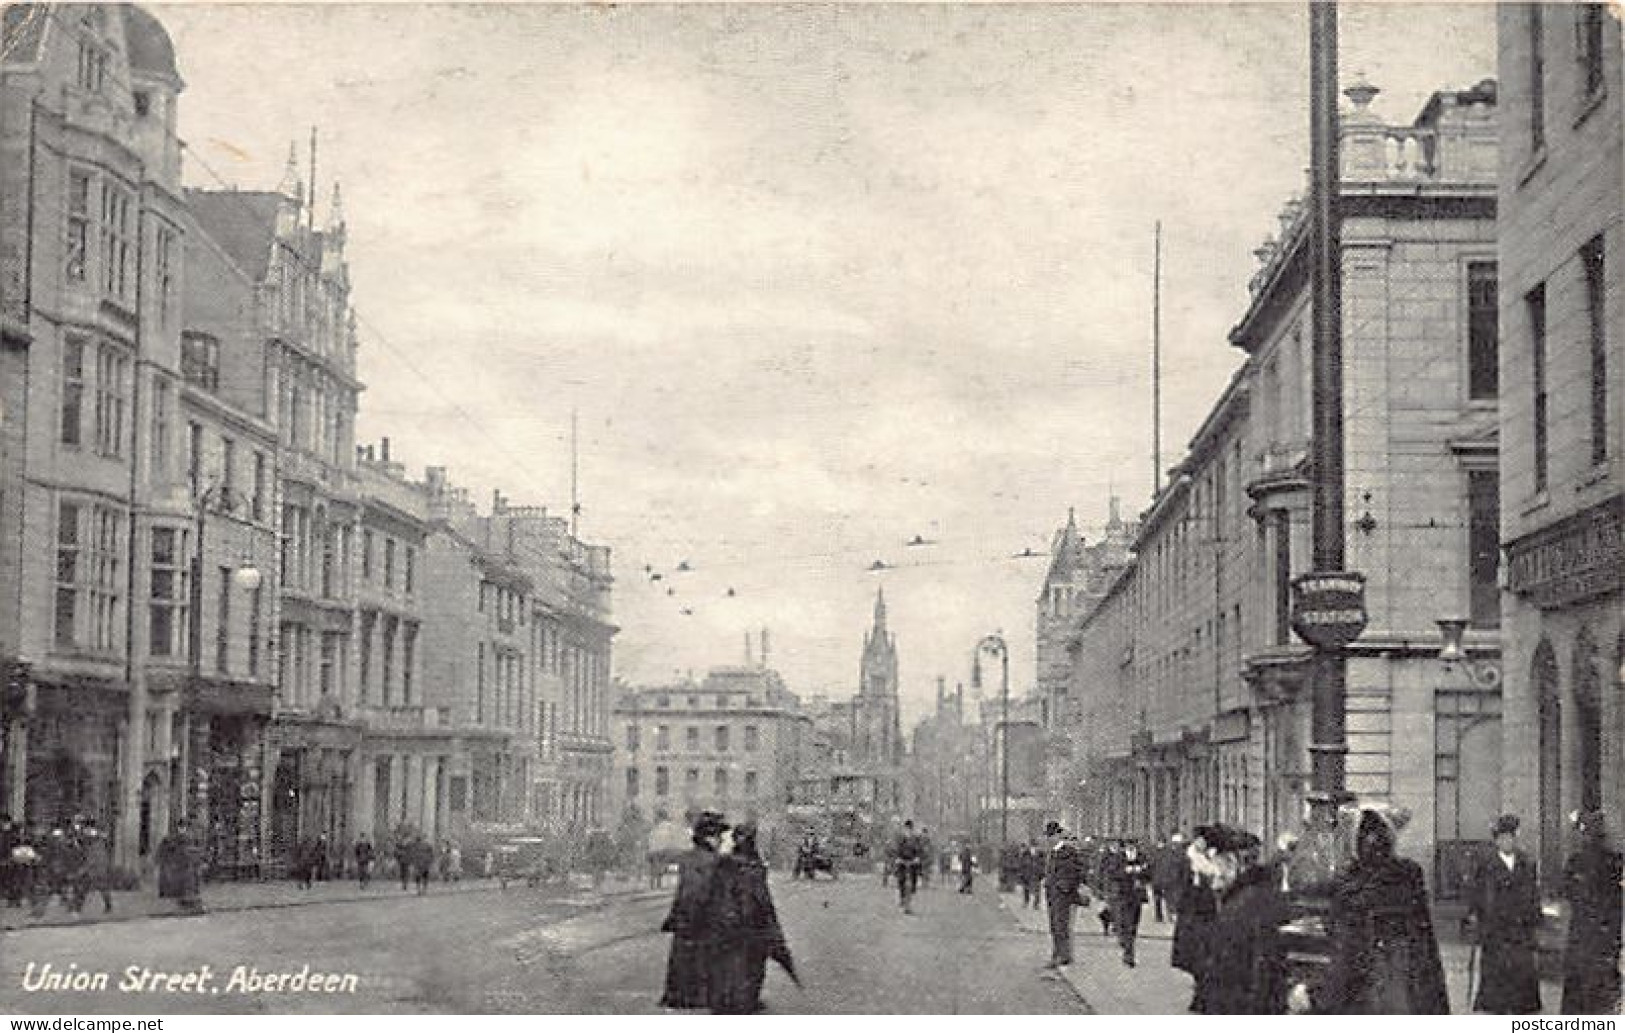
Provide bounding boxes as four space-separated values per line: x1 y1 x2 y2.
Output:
973 634 1010 852
184 482 262 832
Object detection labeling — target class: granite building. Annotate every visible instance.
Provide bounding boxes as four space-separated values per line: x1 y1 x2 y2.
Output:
1070 79 1503 894
1495 2 1623 882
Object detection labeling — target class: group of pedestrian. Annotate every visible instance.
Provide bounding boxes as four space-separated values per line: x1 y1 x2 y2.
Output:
1460 811 1623 1015
1153 807 1622 1015
660 811 795 1014
392 830 438 893
0 813 115 917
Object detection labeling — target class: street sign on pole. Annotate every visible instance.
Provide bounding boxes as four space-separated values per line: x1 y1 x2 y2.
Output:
1291 571 1368 650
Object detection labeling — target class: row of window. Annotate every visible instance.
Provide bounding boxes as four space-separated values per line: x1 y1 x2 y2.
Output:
626 723 763 753
277 366 352 468
360 529 415 594
278 622 346 709
1523 3 1610 156
475 642 527 730
1526 235 1609 493
52 497 268 675
648 693 763 710
59 335 127 458
357 611 418 706
627 766 761 799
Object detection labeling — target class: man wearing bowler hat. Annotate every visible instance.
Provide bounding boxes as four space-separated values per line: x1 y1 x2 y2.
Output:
1042 821 1086 969
1466 813 1543 1013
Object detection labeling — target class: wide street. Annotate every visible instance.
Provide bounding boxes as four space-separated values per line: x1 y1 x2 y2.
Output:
0 874 1085 1015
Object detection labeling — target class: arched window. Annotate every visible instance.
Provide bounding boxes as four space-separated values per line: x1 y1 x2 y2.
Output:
1573 626 1602 813
1533 639 1562 881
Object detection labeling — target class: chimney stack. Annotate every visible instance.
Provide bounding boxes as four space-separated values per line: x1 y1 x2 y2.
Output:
380 437 390 463
761 627 771 669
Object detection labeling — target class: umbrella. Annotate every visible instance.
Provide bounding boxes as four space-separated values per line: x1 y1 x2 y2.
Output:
768 940 801 988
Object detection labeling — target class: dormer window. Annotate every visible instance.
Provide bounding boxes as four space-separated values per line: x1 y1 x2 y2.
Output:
133 91 151 118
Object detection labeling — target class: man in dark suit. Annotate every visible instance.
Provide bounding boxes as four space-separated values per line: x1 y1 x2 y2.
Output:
1042 821 1086 969
1467 814 1543 1014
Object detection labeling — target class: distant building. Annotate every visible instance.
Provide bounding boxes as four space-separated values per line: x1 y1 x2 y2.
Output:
611 654 809 854
1495 5 1622 879
1034 501 1133 829
907 678 980 843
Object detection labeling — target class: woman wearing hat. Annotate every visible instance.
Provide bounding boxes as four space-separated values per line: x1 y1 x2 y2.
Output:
1172 827 1220 1012
659 811 729 1009
1297 808 1449 1014
1561 810 1623 1014
1204 827 1288 1013
1466 813 1543 1014
710 822 795 1014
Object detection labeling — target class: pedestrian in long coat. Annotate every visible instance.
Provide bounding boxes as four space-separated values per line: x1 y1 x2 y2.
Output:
1468 814 1543 1014
1172 828 1220 1013
411 836 435 894
1042 822 1085 968
80 822 113 913
710 822 790 1014
1204 829 1288 1014
1303 809 1449 1014
1151 834 1186 923
1561 810 1623 1014
1103 840 1151 966
659 811 728 1010
354 836 375 887
157 821 204 913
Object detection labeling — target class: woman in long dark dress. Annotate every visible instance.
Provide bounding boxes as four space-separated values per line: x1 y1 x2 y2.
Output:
1305 808 1449 1014
1562 810 1623 1014
710 822 791 1013
1172 827 1219 1012
1203 829 1288 1015
659 811 728 1010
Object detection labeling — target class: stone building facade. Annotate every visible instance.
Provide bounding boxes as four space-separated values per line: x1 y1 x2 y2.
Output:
1035 501 1133 829
1495 3 1623 883
187 162 361 872
1071 80 1503 895
0 3 257 869
611 663 810 846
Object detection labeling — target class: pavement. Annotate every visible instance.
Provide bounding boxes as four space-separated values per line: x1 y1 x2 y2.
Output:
997 891 1567 1015
0 872 657 932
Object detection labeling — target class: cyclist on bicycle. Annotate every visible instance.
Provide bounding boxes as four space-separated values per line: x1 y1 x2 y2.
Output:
893 820 927 913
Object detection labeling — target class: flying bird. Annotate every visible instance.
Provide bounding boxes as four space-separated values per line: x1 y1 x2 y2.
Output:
868 559 892 572
905 534 936 547
725 587 736 598
1012 547 1043 559
651 572 663 582
676 560 693 573
680 608 694 616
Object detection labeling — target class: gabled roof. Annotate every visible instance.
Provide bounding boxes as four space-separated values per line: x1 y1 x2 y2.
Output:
1043 509 1084 587
185 189 282 282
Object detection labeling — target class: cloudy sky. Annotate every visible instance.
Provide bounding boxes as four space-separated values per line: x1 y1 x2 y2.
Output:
156 2 1495 724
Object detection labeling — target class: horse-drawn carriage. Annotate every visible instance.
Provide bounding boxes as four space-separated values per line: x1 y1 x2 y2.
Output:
492 836 563 889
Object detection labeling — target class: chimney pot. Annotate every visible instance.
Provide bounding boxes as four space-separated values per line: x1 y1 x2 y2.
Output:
380 437 391 463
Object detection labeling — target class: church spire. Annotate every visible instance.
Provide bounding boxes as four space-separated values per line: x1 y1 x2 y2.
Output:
872 586 887 632
277 141 303 202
